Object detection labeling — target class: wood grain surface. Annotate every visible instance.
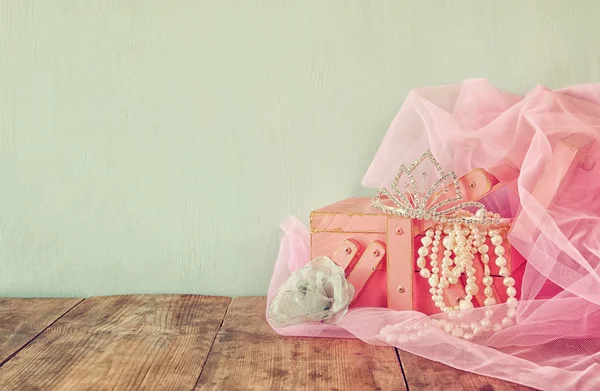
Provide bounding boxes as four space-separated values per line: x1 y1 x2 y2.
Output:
0 298 82 365
398 350 536 391
0 295 540 390
196 296 406 391
0 295 230 391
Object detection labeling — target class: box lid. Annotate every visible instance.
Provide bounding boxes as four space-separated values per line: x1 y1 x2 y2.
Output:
311 198 388 233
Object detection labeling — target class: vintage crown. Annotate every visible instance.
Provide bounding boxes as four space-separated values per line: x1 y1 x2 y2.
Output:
371 150 500 225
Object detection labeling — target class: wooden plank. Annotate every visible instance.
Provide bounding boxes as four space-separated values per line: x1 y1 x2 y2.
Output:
0 295 230 390
398 350 537 390
0 298 82 365
196 296 406 391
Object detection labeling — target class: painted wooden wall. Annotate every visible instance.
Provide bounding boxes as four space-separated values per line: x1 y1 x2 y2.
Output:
1 0 599 297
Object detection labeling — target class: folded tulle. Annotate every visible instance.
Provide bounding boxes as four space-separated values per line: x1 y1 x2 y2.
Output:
267 80 600 390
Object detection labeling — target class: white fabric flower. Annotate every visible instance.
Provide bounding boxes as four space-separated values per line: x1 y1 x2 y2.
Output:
267 256 355 327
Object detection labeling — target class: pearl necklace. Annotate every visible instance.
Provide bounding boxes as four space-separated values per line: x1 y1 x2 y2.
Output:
417 221 518 340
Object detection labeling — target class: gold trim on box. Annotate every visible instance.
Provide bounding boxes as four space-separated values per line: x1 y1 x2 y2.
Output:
310 211 385 233
310 211 382 217
310 229 386 234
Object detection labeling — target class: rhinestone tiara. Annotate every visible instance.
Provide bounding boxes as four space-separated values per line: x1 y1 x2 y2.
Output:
371 150 500 225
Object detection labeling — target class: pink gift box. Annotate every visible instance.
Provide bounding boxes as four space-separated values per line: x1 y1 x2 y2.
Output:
310 134 594 315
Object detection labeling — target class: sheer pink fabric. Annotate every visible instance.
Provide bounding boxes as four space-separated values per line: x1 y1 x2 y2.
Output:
267 80 600 390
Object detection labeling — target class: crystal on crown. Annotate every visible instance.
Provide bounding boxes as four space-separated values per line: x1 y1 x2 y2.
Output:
371 150 500 225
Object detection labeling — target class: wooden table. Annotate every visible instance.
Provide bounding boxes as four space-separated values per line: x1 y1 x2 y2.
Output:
0 295 534 390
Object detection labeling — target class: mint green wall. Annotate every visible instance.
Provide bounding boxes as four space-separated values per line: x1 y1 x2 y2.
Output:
1 1 599 297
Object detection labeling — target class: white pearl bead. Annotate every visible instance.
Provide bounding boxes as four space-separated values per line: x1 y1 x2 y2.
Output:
491 235 503 246
426 229 434 237
506 286 517 297
448 276 458 285
484 297 496 306
418 247 429 257
478 244 489 254
485 309 495 318
452 327 464 337
494 246 505 256
432 267 440 274
459 300 474 310
428 275 439 287
444 323 454 333
457 311 465 319
420 268 431 278
473 327 482 336
507 308 517 318
480 254 490 264
429 287 436 294
483 286 494 297
499 267 509 277
442 236 453 249
421 236 433 246
492 323 502 332
506 297 518 308
501 317 513 328
503 277 515 287
465 284 479 296
480 318 491 330
430 253 438 260
444 250 452 257
475 209 486 218
417 257 426 268
482 276 493 286
470 322 479 330
462 333 474 341
495 258 506 268
448 310 458 320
